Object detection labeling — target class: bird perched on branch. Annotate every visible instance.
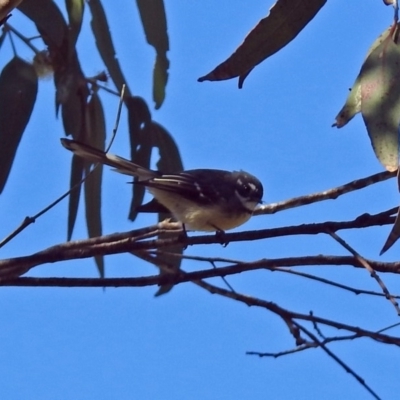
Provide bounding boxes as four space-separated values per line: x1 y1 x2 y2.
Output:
61 138 263 232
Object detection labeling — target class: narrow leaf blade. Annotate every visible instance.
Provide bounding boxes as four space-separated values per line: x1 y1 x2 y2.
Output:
65 0 85 48
380 205 400 254
0 57 38 193
67 154 84 240
198 0 326 86
136 0 169 108
84 91 106 277
88 0 130 96
18 0 67 48
151 122 184 296
126 96 152 221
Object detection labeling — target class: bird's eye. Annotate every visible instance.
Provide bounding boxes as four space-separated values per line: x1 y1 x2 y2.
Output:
237 183 252 197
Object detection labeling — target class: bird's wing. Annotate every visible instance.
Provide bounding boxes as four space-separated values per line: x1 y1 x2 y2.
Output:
142 171 227 205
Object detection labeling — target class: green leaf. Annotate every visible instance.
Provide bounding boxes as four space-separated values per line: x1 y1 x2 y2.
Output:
125 97 183 295
136 0 169 108
333 26 392 128
136 0 168 51
88 0 131 96
198 0 326 87
126 96 152 221
380 205 400 255
65 0 85 48
333 79 361 128
19 0 88 138
150 121 184 296
61 83 84 136
84 91 106 277
153 53 169 109
0 57 38 193
360 26 400 172
18 0 67 48
55 52 89 138
67 154 84 240
151 122 183 173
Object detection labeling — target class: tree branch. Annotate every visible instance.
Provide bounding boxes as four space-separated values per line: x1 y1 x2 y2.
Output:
256 170 396 215
0 209 396 278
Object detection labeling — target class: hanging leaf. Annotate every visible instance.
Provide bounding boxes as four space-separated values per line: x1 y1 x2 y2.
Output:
20 0 89 142
136 0 169 108
198 0 326 87
60 78 84 136
88 0 131 96
333 27 392 128
134 121 184 296
126 96 152 221
152 121 184 296
332 81 362 128
152 122 183 173
84 91 105 277
56 53 89 140
67 154 85 240
360 26 400 172
380 206 400 255
0 57 38 194
18 0 67 48
152 53 169 109
65 0 85 48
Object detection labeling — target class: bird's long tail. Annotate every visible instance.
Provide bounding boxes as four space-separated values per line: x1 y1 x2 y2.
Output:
60 138 158 180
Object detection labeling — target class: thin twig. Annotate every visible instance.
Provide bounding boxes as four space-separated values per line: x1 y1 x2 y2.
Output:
247 342 317 358
310 311 326 339
211 261 236 293
5 23 40 53
0 85 126 250
272 267 400 298
256 170 396 215
194 279 400 345
106 84 125 152
328 231 400 315
295 322 382 400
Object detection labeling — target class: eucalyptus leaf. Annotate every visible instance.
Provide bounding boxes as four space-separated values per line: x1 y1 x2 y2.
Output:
136 0 169 108
67 154 85 240
88 0 130 96
18 0 67 48
198 0 326 86
84 92 106 277
334 26 392 128
0 57 38 193
360 28 400 172
126 96 152 221
66 0 85 48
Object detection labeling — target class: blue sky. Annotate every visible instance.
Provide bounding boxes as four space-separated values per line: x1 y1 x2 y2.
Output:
0 1 398 399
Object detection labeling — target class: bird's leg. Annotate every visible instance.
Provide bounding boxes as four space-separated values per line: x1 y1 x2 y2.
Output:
211 224 228 247
178 223 189 249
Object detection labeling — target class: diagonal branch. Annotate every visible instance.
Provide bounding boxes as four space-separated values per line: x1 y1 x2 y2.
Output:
256 170 396 215
328 231 400 315
194 279 400 346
